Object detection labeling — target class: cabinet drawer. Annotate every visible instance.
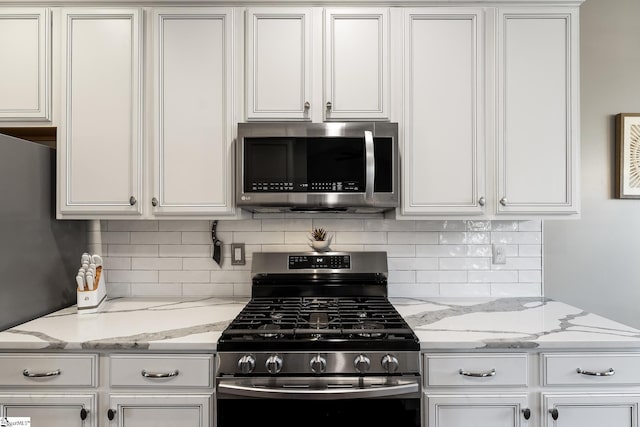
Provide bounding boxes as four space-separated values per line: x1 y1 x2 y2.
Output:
543 353 640 386
425 353 528 387
0 353 97 387
110 354 213 388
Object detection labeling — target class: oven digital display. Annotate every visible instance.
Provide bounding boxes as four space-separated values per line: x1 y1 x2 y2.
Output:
288 255 350 269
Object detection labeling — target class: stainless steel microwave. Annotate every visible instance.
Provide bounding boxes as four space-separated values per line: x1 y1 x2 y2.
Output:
236 122 399 213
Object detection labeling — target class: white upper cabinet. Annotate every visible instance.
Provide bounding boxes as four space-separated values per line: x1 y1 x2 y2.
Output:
246 8 312 121
151 8 235 216
496 8 579 215
324 8 389 121
0 8 50 121
402 8 485 216
245 7 389 122
58 8 143 217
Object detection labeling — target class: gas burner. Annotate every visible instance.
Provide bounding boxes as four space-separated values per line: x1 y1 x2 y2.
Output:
257 323 282 338
351 322 384 338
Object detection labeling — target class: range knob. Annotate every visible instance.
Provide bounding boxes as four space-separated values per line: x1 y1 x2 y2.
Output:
381 354 399 374
354 354 371 373
310 354 327 374
265 354 283 374
237 354 256 374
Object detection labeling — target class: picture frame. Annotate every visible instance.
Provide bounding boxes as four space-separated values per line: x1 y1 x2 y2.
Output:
615 113 640 198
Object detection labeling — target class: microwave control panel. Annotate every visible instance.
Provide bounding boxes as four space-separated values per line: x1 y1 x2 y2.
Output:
249 181 361 192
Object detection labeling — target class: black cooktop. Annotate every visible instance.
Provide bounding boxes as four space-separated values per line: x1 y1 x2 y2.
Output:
217 296 420 352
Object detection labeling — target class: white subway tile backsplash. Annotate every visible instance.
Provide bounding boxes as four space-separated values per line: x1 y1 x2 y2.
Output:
108 270 159 283
102 219 543 298
132 257 182 271
336 232 386 244
388 231 438 244
159 244 210 258
131 283 182 297
365 219 415 231
104 257 131 270
159 220 210 232
108 244 159 257
416 220 466 231
416 271 468 283
160 270 210 283
468 270 518 283
491 231 541 244
439 232 490 245
439 257 491 271
131 231 181 245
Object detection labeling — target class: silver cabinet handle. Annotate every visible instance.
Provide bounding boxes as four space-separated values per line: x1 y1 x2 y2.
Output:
304 101 310 111
499 197 507 206
129 196 137 206
576 367 615 376
151 197 158 207
23 368 61 378
364 130 375 203
458 368 496 377
141 369 179 378
326 101 332 111
478 197 486 206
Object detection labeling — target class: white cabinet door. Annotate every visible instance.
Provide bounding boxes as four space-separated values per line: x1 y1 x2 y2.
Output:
0 393 96 427
0 8 50 121
496 8 579 215
402 9 485 215
324 8 388 121
58 8 143 217
246 8 312 121
543 394 640 427
109 394 211 427
427 394 530 427
151 8 234 216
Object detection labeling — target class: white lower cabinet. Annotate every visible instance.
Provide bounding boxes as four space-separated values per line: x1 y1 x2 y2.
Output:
542 394 640 427
423 353 531 427
0 393 97 427
426 394 530 427
0 352 214 427
108 394 211 427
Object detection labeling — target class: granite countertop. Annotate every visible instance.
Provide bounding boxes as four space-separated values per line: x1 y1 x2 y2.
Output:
0 297 639 351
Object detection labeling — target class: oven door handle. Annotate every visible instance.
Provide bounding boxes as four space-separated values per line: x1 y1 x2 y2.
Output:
218 381 419 400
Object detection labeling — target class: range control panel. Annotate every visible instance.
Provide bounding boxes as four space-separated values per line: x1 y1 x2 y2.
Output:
288 255 351 270
249 181 361 192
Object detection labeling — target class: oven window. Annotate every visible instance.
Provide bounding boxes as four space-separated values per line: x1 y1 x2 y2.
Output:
218 398 420 427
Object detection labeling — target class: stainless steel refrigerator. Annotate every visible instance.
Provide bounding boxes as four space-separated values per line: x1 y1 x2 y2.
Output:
0 133 86 331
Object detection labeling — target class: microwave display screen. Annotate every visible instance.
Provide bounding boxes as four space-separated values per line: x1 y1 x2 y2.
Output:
244 137 392 193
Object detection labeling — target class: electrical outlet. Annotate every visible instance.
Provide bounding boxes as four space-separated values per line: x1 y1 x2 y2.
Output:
231 243 245 265
492 244 507 265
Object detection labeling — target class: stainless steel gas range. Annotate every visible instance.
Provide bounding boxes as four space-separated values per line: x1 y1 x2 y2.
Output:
216 252 421 427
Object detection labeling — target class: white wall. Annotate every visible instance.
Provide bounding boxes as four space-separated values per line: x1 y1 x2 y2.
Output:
101 218 542 299
545 0 640 328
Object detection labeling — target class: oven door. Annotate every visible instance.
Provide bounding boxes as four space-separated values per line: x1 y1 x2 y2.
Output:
217 376 420 427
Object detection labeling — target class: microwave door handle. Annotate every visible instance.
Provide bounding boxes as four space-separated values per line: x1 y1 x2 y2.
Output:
364 130 375 202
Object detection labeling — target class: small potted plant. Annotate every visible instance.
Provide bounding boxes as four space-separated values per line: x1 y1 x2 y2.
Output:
309 227 332 252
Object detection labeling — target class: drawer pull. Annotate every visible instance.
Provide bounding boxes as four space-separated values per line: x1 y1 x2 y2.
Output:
458 368 496 378
141 369 179 378
22 368 61 378
576 367 615 377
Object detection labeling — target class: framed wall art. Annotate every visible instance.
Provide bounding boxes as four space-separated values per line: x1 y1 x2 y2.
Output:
616 113 640 198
